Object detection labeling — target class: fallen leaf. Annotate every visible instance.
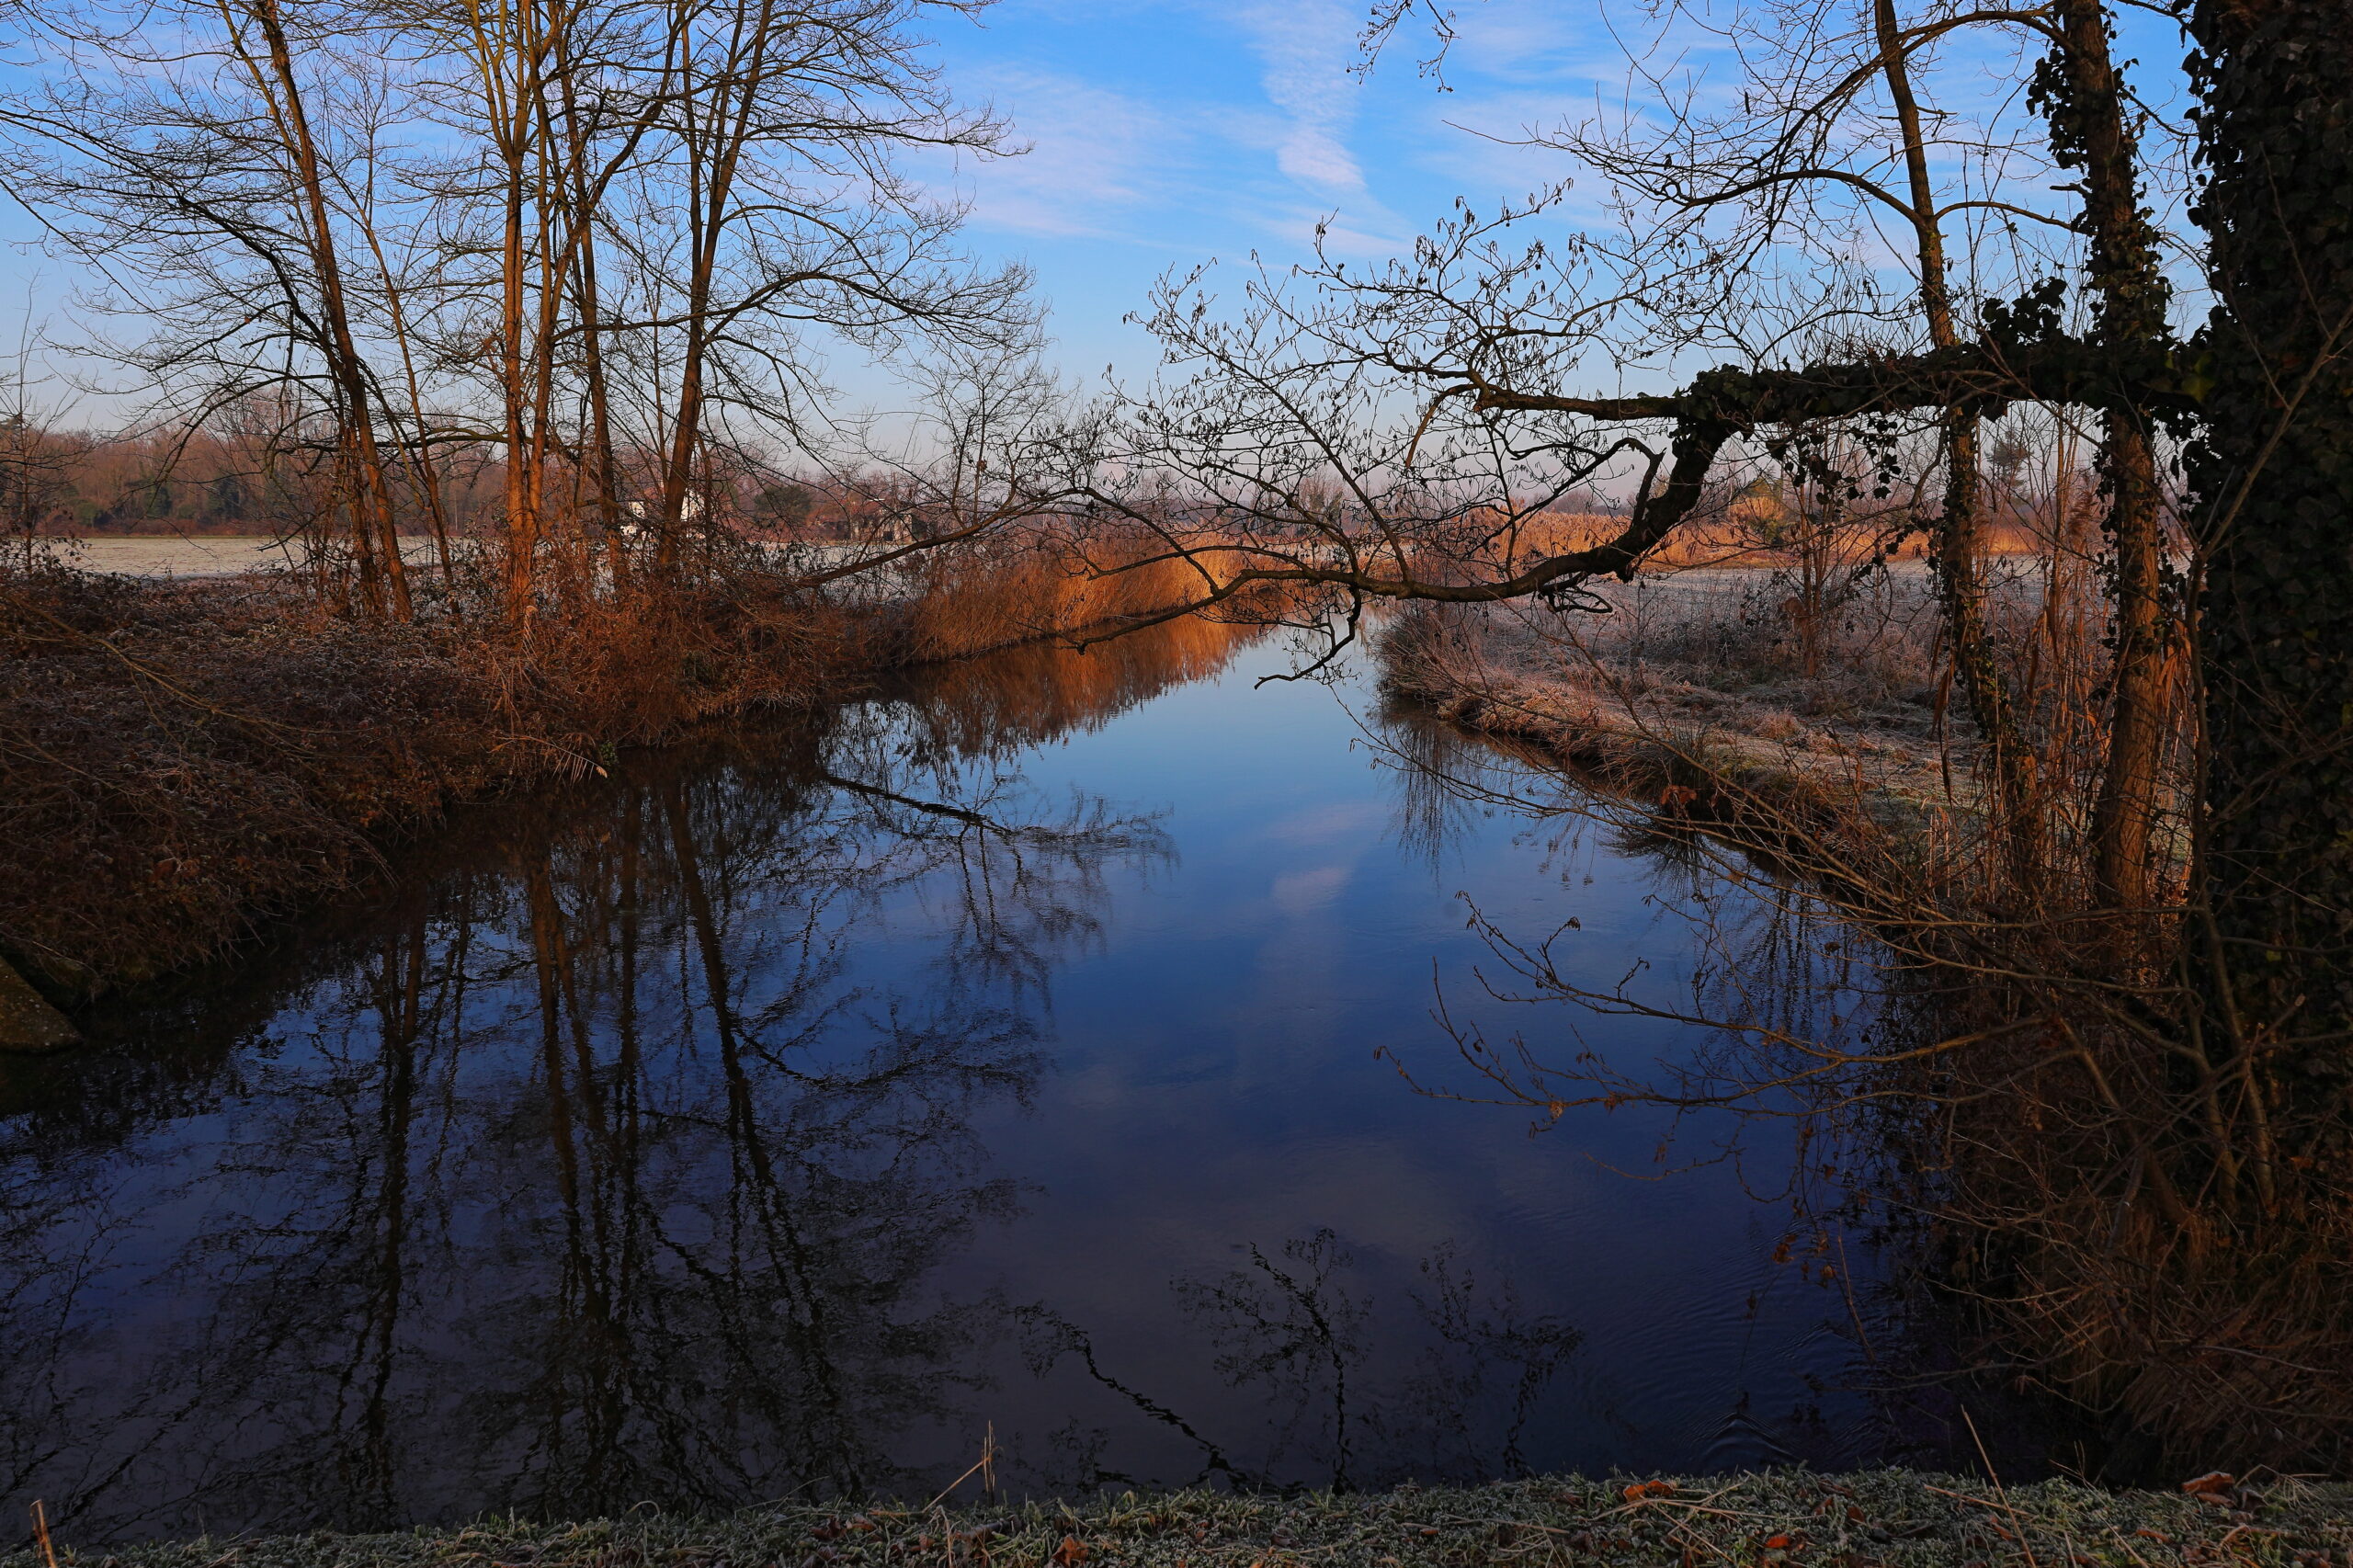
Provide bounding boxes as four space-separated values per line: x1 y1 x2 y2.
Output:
1053 1540 1090 1567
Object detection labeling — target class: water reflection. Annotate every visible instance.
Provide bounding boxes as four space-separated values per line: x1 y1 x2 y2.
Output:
9 793 1053 1531
0 628 1242 1540
0 619 1930 1544
1014 1232 1589 1495
1362 689 2077 1477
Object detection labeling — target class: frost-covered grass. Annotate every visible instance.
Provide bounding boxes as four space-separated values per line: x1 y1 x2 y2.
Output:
27 1473 2353 1568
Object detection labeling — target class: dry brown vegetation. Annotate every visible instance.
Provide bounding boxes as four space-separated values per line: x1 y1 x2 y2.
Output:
0 530 1256 994
893 530 1258 665
1 566 821 989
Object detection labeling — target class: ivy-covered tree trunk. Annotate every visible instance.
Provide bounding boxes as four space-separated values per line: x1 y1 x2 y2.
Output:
2190 0 2353 1138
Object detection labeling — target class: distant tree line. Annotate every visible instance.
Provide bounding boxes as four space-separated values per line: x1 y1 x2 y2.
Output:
0 419 850 539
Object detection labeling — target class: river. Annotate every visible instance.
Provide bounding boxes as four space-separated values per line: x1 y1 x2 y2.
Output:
0 619 2001 1543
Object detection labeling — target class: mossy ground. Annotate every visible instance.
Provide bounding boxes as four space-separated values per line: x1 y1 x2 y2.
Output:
26 1473 2353 1568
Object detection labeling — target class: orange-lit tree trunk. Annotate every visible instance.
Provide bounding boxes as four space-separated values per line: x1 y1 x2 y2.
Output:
230 0 411 619
2043 0 2176 914
551 37 630 596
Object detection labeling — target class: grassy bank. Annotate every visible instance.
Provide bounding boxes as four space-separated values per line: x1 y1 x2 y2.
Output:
17 1472 2347 1568
1376 582 1973 858
0 538 1240 1000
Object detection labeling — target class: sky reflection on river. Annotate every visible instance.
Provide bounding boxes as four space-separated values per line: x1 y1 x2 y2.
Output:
0 622 1961 1542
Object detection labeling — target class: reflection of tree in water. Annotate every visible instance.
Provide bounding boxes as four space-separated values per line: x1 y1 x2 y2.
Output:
887 614 1271 763
1361 679 1893 1164
1404 1244 1589 1481
1364 665 2072 1474
0 677 1168 1542
1376 700 1499 873
1019 1232 1586 1495
0 618 1711 1536
1176 1232 1369 1489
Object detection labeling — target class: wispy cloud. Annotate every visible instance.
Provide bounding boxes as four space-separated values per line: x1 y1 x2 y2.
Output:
1195 0 1421 254
1233 0 1367 194
939 21 1412 257
922 0 1442 269
948 67 1178 239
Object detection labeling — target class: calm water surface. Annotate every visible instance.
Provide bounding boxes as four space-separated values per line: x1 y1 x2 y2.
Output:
1 624 1959 1543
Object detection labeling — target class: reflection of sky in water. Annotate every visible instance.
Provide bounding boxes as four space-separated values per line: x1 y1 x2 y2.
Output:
909 642 1854 1490
0 629 1916 1545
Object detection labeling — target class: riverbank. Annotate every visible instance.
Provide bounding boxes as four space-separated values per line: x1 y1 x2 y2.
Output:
0 541 1235 1003
18 1471 2343 1568
1376 584 1974 854
1374 586 2347 1482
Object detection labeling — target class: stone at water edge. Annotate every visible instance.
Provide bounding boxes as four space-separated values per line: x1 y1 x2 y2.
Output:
0 957 78 1051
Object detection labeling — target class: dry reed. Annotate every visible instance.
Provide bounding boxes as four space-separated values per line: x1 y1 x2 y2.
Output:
0 532 1234 995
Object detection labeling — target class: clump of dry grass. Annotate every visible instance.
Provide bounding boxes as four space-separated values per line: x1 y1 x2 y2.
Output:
1927 1036 2353 1476
888 528 1249 665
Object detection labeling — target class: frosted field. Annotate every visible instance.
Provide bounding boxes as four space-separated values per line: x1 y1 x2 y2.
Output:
51 537 356 577
42 536 882 580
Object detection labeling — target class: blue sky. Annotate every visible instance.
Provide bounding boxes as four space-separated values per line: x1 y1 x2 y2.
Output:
0 0 1607 415
922 0 1623 384
0 0 2197 419
919 0 2206 390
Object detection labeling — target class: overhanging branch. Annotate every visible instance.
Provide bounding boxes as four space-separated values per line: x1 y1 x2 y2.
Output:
1082 328 2197 619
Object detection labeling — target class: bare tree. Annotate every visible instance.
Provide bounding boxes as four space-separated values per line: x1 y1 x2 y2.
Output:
0 0 1040 622
0 0 428 610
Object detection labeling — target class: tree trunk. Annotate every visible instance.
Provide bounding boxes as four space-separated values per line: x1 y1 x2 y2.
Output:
1875 0 2043 894
242 0 411 620
2046 0 2175 913
499 85 538 626
2189 0 2353 1132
